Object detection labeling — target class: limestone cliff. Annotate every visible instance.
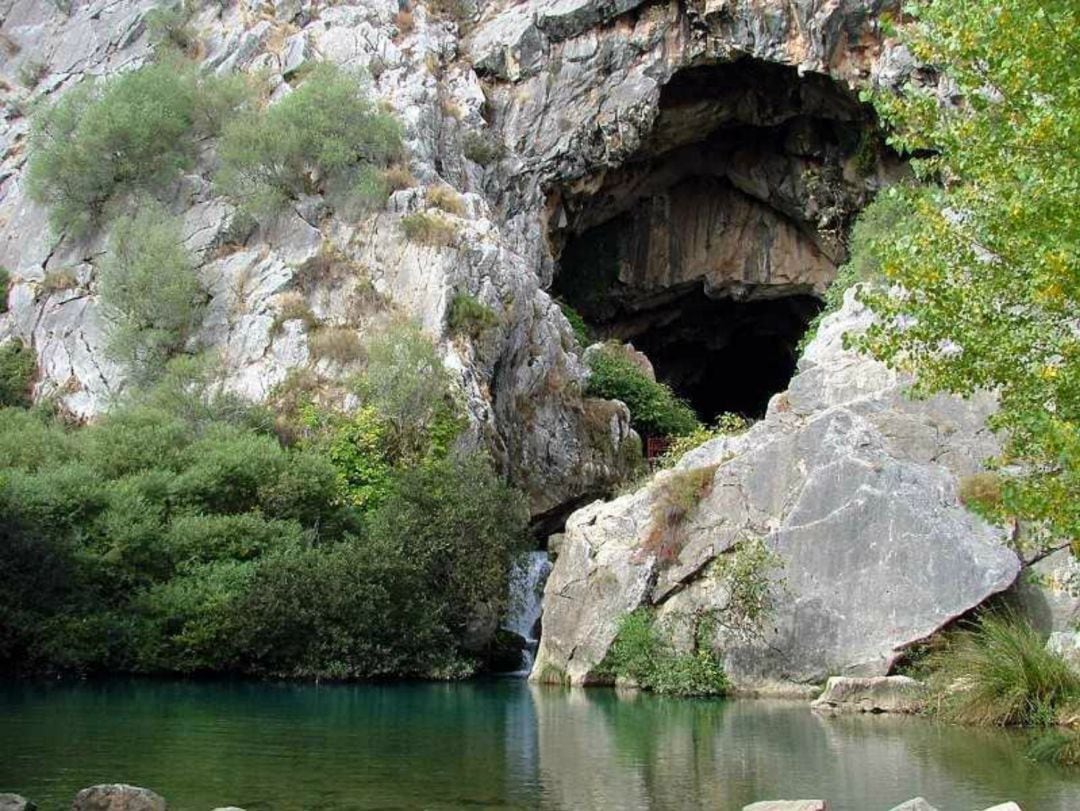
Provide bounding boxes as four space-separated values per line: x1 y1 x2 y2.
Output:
0 0 915 516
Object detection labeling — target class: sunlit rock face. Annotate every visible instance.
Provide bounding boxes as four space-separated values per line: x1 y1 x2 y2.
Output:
532 291 1019 689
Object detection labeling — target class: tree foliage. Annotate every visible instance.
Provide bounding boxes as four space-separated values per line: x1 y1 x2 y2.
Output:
215 62 402 217
586 342 700 437
97 204 204 381
26 62 250 236
854 0 1080 544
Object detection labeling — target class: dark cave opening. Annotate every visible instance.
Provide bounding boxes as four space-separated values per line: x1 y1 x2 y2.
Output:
628 290 822 420
549 56 899 425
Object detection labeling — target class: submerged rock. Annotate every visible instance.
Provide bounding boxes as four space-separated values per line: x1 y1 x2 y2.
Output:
887 800 938 811
532 291 1020 689
0 794 36 811
811 676 926 714
743 802 827 811
71 785 166 811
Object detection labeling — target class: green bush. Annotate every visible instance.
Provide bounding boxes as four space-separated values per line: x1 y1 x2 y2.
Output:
98 203 204 381
144 3 197 55
0 265 10 313
368 453 530 649
215 62 402 218
605 608 729 697
0 340 36 408
658 414 748 468
358 320 463 461
461 130 504 166
447 292 498 338
585 342 700 437
557 299 591 347
925 612 1080 728
27 62 249 236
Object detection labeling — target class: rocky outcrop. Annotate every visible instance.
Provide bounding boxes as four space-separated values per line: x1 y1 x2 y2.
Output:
811 675 927 714
70 785 166 811
531 290 1020 688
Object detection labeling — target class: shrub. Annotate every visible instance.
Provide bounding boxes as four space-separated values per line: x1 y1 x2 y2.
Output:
27 63 250 236
0 341 36 408
585 342 700 437
605 608 729 697
643 465 717 564
557 299 591 347
18 59 49 89
461 130 503 166
924 612 1080 728
215 62 402 218
426 184 465 216
447 292 498 338
0 266 9 313
359 320 463 461
97 203 204 380
308 326 364 365
144 3 198 55
400 212 458 247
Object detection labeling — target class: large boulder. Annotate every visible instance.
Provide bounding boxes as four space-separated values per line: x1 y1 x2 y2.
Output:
532 291 1021 688
1014 546 1080 634
811 676 927 714
71 785 166 811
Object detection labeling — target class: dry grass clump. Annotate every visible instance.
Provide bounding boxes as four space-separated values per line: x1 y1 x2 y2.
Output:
641 465 718 564
400 212 458 247
271 292 318 335
958 471 1004 515
40 268 78 294
394 9 414 35
426 184 466 216
383 164 416 192
308 326 364 365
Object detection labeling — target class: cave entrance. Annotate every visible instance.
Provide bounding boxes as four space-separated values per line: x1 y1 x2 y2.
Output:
550 57 899 422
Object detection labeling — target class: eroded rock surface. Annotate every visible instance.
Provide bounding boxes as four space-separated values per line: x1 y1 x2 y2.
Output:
71 785 166 811
532 291 1020 688
811 675 927 714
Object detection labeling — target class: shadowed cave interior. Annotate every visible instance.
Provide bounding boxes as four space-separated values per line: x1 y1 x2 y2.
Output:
550 58 897 422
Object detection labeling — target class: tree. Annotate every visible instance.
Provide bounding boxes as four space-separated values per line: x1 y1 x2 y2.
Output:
97 204 204 381
855 0 1080 545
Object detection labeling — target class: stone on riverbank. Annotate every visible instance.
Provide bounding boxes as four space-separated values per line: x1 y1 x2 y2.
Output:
71 785 166 811
0 794 35 811
811 676 927 714
743 802 826 811
888 799 938 811
1046 631 1080 675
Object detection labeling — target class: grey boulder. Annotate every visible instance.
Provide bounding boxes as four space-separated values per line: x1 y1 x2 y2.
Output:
0 795 36 811
71 785 166 811
811 676 927 714
743 803 827 811
888 798 938 811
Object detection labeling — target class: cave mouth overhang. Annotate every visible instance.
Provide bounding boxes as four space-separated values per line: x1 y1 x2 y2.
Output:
549 57 900 421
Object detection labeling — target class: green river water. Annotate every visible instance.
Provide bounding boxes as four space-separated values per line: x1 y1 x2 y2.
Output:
1 679 1077 810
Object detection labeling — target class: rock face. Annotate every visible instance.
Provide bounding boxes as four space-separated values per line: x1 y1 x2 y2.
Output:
71 785 166 811
811 675 927 714
0 0 918 517
532 291 1021 688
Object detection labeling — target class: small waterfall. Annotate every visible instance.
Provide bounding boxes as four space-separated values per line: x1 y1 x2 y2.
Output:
504 551 553 676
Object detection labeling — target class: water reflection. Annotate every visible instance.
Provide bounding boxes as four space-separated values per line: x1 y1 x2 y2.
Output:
0 680 1077 811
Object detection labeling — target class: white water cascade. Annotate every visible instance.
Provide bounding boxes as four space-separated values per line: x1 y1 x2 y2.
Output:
504 551 553 676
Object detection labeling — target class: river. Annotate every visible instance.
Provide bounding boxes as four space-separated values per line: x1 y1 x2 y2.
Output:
1 679 1077 810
